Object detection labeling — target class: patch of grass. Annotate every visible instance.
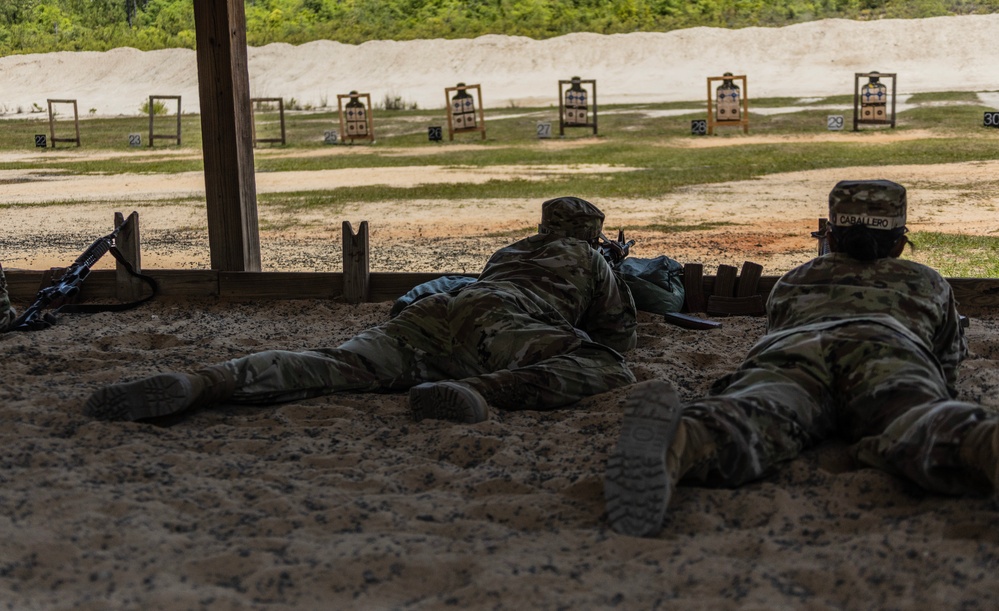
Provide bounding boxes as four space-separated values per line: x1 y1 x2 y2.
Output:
906 91 982 104
0 114 203 152
813 95 855 106
640 222 739 233
898 103 993 129
257 192 350 215
906 231 999 278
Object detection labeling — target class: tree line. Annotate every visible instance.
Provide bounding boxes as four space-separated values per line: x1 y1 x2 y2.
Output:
2 0 997 56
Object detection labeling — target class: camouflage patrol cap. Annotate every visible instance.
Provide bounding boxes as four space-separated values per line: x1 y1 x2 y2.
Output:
539 196 605 240
828 180 906 231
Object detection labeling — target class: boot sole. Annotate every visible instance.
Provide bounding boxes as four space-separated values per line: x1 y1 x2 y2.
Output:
409 381 489 424
84 373 197 422
605 379 683 538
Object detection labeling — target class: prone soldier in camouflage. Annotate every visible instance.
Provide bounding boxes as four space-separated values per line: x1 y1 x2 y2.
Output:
84 196 638 424
0 262 16 331
606 179 999 538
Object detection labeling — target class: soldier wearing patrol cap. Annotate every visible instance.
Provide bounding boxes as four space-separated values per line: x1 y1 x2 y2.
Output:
606 179 999 538
84 196 637 425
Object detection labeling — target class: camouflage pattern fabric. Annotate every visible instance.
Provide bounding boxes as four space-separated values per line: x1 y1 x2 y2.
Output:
767 253 966 392
0 264 15 331
219 233 637 411
678 253 996 496
538 196 605 241
827 179 907 230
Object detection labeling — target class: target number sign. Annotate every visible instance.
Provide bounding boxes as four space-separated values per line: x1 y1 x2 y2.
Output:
536 122 552 139
827 115 845 131
323 130 338 144
428 126 443 142
691 120 707 136
34 134 47 148
128 133 142 147
984 112 999 128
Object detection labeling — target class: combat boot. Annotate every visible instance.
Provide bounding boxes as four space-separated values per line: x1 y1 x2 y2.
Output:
604 380 684 538
409 380 489 424
84 365 236 422
958 420 999 498
604 380 719 538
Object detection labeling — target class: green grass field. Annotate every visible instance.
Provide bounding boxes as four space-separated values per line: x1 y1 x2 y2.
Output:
2 92 998 276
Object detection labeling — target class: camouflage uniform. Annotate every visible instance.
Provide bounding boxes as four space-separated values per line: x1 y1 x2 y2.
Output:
0 263 15 332
217 198 638 411
678 181 996 496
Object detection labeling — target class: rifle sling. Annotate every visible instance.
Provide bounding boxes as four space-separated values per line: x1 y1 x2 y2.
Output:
55 247 159 315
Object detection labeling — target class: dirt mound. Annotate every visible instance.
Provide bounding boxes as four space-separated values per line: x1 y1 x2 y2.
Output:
2 15 998 117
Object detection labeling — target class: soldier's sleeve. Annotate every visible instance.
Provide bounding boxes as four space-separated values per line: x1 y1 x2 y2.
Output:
580 255 637 352
933 284 969 396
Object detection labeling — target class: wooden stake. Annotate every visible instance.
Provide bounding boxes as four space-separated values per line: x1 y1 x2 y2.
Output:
114 211 143 302
342 221 370 304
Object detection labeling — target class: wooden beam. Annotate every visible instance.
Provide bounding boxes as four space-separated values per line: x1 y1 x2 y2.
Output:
4 270 998 318
193 0 261 272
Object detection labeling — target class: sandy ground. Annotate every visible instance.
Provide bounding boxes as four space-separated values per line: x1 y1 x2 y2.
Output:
3 16 999 609
2 300 997 609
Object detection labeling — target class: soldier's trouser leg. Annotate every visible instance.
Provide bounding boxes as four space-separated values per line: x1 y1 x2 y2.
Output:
806 323 999 496
221 347 398 405
461 342 636 411
680 332 836 487
853 399 996 495
223 294 455 405
841 327 997 495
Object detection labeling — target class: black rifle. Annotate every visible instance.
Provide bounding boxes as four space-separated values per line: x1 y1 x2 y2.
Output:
6 218 157 332
598 229 636 268
599 229 721 330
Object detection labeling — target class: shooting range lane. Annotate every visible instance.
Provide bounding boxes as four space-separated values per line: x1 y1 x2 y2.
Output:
0 164 636 206
2 159 995 273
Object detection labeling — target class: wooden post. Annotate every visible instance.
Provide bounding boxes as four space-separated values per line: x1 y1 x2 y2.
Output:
342 221 370 304
706 75 749 135
250 97 287 146
558 78 598 136
853 72 897 131
114 211 143 301
193 0 261 272
148 95 182 146
47 99 81 147
444 83 486 141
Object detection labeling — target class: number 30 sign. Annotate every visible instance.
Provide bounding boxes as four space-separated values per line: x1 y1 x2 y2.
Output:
984 112 999 128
